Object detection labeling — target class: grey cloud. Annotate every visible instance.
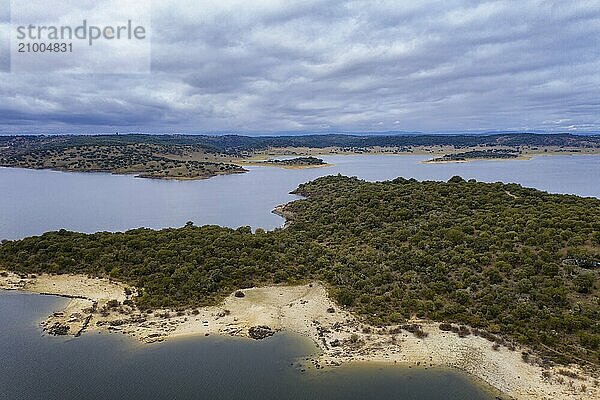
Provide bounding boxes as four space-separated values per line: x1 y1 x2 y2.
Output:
0 0 9 72
1 0 600 133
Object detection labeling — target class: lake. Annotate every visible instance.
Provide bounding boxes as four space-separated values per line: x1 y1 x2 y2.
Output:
1 154 599 400
1 154 599 241
0 291 497 400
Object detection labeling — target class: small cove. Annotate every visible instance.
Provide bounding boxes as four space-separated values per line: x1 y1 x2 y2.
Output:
0 291 498 400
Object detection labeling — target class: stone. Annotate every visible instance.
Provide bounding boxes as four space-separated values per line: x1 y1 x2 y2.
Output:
45 322 70 335
248 325 274 340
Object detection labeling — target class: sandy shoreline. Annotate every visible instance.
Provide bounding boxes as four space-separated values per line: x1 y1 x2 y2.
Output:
1 271 598 400
235 160 333 170
421 155 532 164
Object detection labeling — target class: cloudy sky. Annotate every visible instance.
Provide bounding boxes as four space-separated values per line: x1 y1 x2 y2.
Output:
1 0 599 134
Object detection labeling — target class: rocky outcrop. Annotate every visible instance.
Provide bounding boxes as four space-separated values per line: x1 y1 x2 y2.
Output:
45 322 70 335
248 325 274 340
271 205 296 229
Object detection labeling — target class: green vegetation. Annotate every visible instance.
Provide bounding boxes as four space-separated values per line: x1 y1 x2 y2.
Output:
428 149 520 162
1 175 599 365
0 140 246 180
2 132 599 158
259 156 326 167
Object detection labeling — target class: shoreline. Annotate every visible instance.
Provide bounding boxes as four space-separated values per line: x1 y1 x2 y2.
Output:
249 147 600 158
236 160 333 170
421 155 533 164
3 150 599 181
1 272 597 400
0 165 247 181
271 204 295 229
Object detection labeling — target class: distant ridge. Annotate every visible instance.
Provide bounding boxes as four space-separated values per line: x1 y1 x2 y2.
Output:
2 130 600 137
1 132 599 154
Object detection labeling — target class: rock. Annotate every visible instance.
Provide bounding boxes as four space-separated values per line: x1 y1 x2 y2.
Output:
330 339 341 347
45 322 70 335
317 326 330 336
248 325 274 340
234 291 245 298
129 316 147 324
327 307 336 313
106 299 120 308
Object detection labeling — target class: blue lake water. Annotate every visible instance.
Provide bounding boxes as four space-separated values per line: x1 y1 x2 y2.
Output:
1 154 599 240
0 291 497 400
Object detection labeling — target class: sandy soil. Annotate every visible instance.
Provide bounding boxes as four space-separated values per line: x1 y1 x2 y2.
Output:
0 272 132 336
1 271 598 400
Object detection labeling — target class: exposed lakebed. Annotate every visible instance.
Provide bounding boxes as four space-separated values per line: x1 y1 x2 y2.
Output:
0 291 497 400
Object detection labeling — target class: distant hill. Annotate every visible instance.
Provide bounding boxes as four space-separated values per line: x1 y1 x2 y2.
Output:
2 132 599 155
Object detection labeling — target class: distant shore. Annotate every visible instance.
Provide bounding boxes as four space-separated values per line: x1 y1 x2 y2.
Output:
421 155 533 164
2 148 599 181
238 161 332 170
1 271 597 400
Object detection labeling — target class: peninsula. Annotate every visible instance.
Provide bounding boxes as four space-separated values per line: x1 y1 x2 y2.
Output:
245 156 328 169
425 149 522 163
1 176 599 399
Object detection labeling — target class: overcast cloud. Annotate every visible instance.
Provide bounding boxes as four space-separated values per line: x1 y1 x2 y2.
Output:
1 0 599 134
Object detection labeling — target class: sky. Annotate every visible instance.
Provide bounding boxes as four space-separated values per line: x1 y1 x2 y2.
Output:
0 0 599 135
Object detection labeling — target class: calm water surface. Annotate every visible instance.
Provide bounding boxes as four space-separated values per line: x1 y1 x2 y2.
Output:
1 154 599 240
0 291 496 400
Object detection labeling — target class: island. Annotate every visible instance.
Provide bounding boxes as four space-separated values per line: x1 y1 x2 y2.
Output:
1 133 599 180
249 156 328 168
425 149 522 163
1 175 599 400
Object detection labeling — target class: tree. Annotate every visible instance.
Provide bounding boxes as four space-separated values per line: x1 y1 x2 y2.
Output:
448 175 465 183
575 272 596 294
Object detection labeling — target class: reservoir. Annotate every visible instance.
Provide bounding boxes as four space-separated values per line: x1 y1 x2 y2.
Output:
1 154 598 399
1 154 599 240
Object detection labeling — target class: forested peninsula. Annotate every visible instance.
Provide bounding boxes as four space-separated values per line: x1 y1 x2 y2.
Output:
1 175 599 367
